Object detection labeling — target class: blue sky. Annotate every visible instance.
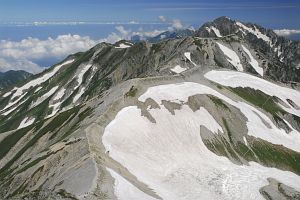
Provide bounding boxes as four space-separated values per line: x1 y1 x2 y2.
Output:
1 0 300 28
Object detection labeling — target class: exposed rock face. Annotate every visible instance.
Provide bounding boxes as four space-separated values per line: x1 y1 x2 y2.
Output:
0 17 300 200
195 16 300 83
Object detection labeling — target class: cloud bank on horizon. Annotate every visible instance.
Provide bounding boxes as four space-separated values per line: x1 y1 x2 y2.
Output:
274 29 300 36
0 17 186 73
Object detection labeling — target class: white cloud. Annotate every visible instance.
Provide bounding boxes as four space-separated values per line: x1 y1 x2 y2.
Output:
0 58 42 73
0 35 98 60
274 29 300 36
0 17 185 73
132 28 165 38
172 19 184 29
159 16 167 22
0 34 100 73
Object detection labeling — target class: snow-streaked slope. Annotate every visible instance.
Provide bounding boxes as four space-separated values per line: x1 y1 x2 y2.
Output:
53 88 66 101
75 64 93 87
0 59 74 111
46 88 66 118
241 45 263 76
107 168 158 200
73 87 86 103
236 22 271 44
184 52 197 66
103 83 300 200
216 42 243 71
211 27 222 37
170 65 187 74
205 70 300 116
30 86 59 108
18 117 35 129
71 64 93 103
206 26 222 37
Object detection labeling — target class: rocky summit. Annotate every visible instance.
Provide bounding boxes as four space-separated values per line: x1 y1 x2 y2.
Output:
0 17 300 200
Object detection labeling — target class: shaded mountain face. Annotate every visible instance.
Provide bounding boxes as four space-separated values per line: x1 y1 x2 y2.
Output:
0 17 300 200
0 70 32 90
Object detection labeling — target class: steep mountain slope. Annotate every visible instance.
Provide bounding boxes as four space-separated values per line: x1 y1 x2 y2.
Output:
0 70 32 91
0 17 300 200
195 16 300 83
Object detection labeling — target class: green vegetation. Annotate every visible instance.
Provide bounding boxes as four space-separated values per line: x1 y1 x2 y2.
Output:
16 154 50 174
0 108 78 177
193 39 203 48
0 125 33 160
230 87 284 116
204 135 300 176
7 181 28 198
250 139 300 175
78 107 92 121
222 118 234 144
230 87 291 127
57 189 78 200
125 86 138 97
208 95 229 110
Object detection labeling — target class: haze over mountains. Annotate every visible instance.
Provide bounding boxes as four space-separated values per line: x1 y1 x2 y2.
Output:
0 16 300 200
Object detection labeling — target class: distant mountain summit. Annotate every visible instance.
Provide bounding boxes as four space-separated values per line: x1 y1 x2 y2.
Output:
131 29 195 43
0 70 32 90
195 16 300 83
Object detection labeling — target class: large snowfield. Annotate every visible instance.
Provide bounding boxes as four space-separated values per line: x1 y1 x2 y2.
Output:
102 78 300 200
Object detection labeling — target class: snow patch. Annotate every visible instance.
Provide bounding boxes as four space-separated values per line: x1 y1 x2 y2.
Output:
243 136 248 146
170 65 187 74
18 117 35 129
241 45 263 76
184 52 196 66
46 88 67 118
71 64 93 103
236 22 271 45
206 26 222 37
75 64 93 87
216 42 243 71
2 91 12 98
107 168 158 200
31 86 59 108
211 27 222 37
34 86 43 93
73 87 86 103
53 88 66 101
115 43 132 49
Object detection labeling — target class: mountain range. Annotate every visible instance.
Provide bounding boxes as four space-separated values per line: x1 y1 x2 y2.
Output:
0 70 32 91
0 16 300 200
